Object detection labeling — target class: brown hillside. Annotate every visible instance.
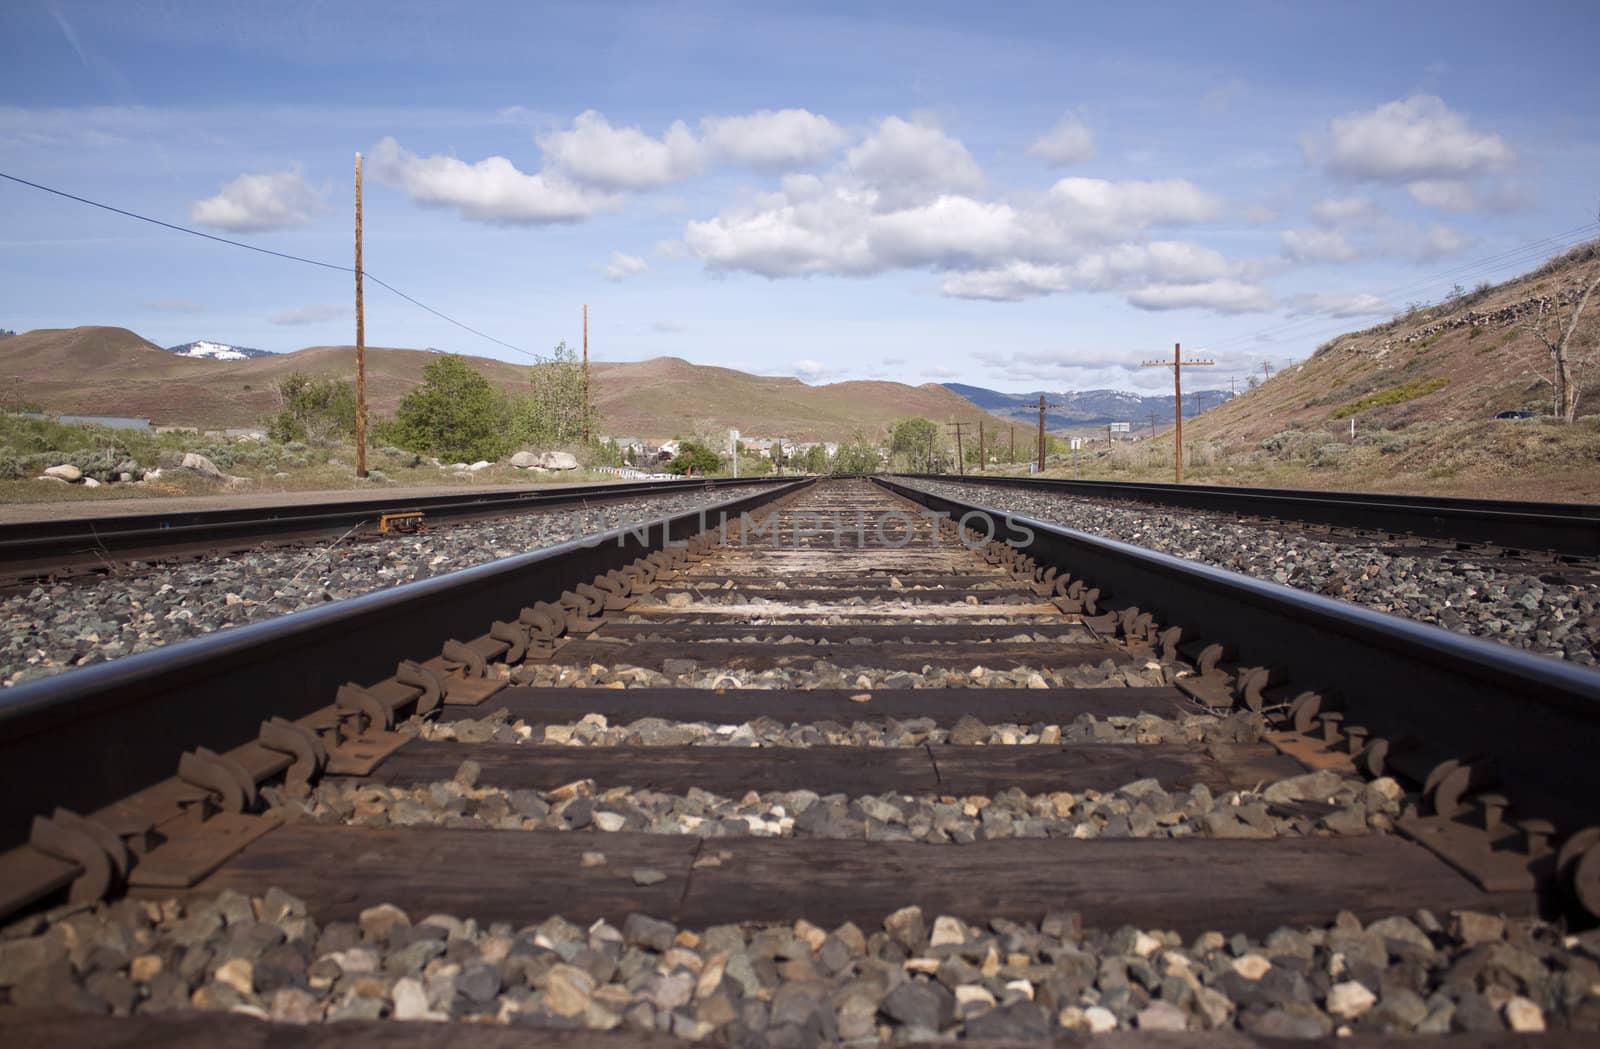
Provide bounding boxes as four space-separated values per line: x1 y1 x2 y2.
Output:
3 330 1010 440
587 357 1010 441
1182 241 1600 445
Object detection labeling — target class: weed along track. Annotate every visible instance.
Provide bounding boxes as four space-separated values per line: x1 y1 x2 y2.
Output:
2 478 1599 1043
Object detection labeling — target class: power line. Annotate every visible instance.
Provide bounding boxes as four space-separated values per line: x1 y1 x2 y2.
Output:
0 169 538 360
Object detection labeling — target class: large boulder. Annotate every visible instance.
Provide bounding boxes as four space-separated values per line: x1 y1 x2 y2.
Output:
508 451 541 469
42 464 82 482
467 460 492 472
179 452 226 480
538 451 580 471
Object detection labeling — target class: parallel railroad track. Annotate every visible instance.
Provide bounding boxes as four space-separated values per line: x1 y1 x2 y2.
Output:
0 476 791 588
904 474 1600 566
2 477 1599 1044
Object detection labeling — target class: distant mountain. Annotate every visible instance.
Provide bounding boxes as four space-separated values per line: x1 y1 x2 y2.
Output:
166 340 276 361
944 383 1232 432
3 326 1012 439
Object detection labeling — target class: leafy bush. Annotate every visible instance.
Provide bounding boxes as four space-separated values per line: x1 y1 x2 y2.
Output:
1311 443 1348 467
266 374 357 443
666 440 722 476
388 355 512 462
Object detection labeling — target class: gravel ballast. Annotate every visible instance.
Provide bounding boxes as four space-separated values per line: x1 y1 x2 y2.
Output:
280 762 1401 842
909 479 1600 667
0 487 769 687
3 890 1593 1036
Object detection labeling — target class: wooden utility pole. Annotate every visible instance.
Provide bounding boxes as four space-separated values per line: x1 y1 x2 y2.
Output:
1009 425 1015 462
1147 412 1159 439
1141 343 1214 483
353 152 367 479
1035 395 1062 474
582 304 590 443
947 422 967 476
977 420 985 472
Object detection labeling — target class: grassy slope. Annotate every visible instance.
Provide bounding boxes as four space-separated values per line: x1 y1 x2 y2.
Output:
1015 242 1600 501
2 332 1009 440
1184 243 1600 445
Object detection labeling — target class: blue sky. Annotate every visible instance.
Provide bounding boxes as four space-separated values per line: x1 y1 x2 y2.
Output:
3 0 1597 394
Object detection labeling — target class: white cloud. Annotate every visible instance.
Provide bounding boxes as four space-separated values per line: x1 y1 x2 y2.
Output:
794 359 831 381
367 137 614 224
939 241 1238 302
1406 179 1478 211
1126 279 1272 314
650 320 687 334
1028 113 1096 167
1044 177 1222 239
537 110 703 190
188 166 325 232
1285 292 1393 318
1311 196 1382 227
1281 228 1356 263
604 251 648 281
867 196 1025 268
269 303 347 326
699 109 846 172
922 365 958 379
1416 223 1473 260
143 298 206 313
1310 95 1514 182
845 116 984 205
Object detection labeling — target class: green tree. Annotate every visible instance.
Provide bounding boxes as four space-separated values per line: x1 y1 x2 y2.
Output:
266 373 357 443
390 355 510 461
831 434 882 474
667 439 722 476
889 417 942 472
510 341 597 448
799 444 829 473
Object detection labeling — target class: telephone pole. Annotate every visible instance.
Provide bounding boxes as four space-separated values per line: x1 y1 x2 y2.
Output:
582 304 591 443
1009 425 1015 463
947 422 967 476
977 420 985 472
1140 343 1215 483
1147 411 1159 439
1035 395 1062 474
353 152 367 479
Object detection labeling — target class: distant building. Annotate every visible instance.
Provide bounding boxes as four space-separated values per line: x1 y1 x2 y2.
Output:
57 415 152 431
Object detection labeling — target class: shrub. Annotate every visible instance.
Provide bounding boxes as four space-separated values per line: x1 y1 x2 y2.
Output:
389 355 511 462
1330 377 1449 419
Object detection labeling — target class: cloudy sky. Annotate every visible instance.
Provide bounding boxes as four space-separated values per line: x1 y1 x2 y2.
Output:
3 1 1597 394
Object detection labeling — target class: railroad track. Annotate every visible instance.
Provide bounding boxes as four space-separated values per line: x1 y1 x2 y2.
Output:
0 475 790 588
2 477 1598 1043
904 474 1600 565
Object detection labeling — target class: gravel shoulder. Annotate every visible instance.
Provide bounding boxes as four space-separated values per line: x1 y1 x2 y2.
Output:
0 478 717 524
910 479 1600 668
1 485 769 687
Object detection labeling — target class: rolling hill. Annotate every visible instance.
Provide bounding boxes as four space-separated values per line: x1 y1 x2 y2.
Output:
2 328 1012 442
1178 239 1600 446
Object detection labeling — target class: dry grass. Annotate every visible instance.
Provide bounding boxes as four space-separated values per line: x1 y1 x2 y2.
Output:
1017 416 1600 502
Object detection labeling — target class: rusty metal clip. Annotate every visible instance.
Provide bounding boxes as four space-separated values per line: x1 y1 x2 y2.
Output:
258 717 327 785
396 659 445 715
177 747 258 812
441 638 487 679
29 810 123 904
489 620 530 664
336 682 394 734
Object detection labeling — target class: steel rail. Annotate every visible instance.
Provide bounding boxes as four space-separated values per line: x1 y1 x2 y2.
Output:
0 478 812 849
895 473 1600 559
877 476 1600 839
0 475 793 582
